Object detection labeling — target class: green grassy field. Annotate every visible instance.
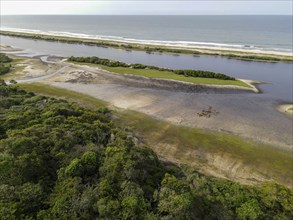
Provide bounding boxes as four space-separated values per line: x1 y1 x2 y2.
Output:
0 57 25 79
18 83 292 187
18 83 107 108
72 61 251 88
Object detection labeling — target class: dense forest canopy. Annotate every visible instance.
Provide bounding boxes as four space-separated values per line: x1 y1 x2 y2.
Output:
0 84 292 219
0 53 12 75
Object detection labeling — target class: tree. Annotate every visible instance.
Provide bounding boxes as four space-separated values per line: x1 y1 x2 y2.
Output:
48 177 81 219
158 174 195 219
236 199 264 220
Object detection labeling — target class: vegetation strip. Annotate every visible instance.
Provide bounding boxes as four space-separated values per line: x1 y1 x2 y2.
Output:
1 83 292 219
68 56 251 88
1 30 292 62
0 53 12 75
0 54 26 81
68 56 235 80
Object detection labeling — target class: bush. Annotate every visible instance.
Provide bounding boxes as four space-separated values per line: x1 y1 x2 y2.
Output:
174 69 235 80
0 64 10 75
9 79 17 84
68 56 236 80
0 53 12 63
0 54 12 75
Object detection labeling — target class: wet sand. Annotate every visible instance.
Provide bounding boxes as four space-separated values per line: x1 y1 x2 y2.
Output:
51 81 292 150
38 61 291 150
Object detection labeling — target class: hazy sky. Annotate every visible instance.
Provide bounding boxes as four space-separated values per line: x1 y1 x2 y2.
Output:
1 1 292 15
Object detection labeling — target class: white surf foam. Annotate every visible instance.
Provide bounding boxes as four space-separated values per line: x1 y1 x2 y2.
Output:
1 27 292 54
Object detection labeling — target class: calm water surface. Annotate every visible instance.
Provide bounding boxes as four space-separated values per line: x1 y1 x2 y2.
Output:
1 15 292 52
0 35 292 103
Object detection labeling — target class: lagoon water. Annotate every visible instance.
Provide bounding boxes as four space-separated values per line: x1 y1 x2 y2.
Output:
0 35 292 103
1 15 292 52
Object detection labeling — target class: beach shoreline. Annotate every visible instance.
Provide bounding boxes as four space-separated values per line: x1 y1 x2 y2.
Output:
1 28 292 62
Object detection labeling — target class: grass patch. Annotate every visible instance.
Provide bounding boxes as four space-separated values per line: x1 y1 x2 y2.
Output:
18 83 107 109
102 66 249 87
288 107 293 111
0 57 26 79
72 61 251 88
17 83 292 185
116 110 291 179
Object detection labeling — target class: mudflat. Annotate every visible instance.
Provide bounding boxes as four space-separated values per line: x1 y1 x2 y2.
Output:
51 81 292 150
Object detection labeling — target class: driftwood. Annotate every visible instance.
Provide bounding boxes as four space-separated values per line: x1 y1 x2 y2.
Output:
197 106 219 118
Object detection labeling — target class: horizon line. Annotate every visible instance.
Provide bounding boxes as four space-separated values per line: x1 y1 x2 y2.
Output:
1 14 292 16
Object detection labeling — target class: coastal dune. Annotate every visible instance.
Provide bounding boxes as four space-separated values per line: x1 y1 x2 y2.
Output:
1 28 292 61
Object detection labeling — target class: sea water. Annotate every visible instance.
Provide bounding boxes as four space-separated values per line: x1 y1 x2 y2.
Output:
1 15 292 53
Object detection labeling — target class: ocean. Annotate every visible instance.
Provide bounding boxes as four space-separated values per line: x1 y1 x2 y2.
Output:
1 15 292 53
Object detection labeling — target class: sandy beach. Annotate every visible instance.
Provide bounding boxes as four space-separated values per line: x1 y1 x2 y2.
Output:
1 28 292 61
